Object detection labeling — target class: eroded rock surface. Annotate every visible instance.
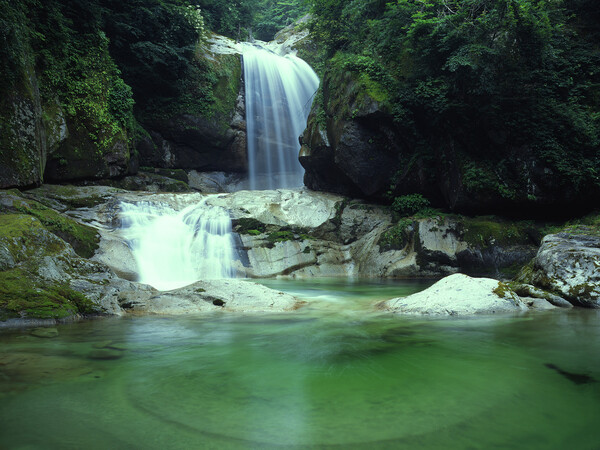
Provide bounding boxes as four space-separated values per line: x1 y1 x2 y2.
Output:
123 279 301 314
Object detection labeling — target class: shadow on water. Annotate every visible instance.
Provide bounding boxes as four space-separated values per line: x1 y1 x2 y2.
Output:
544 363 597 385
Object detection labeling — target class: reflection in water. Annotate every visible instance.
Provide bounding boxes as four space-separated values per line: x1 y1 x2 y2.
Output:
0 279 599 449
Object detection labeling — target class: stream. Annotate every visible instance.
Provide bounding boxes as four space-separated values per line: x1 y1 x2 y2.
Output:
1 278 599 449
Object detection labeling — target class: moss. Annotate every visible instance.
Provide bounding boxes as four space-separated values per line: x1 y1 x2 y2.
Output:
28 185 110 209
0 213 65 261
11 198 99 258
324 53 393 121
379 219 413 252
568 283 598 300
493 282 510 299
0 268 95 319
460 216 533 248
235 218 267 235
210 53 242 129
267 231 296 243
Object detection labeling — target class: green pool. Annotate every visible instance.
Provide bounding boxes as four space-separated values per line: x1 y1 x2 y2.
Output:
1 278 598 449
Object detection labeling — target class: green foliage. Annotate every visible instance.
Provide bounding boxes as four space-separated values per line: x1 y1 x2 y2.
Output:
235 218 267 234
0 0 32 95
196 0 308 41
460 216 534 248
309 0 600 206
392 194 430 217
379 218 413 252
0 268 95 319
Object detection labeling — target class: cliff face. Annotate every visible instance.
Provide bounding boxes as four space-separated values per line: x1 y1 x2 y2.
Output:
137 42 247 173
0 66 46 189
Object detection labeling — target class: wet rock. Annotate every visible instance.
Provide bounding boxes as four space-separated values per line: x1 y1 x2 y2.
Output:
516 230 600 308
510 283 572 308
381 273 528 316
127 279 301 314
30 327 59 338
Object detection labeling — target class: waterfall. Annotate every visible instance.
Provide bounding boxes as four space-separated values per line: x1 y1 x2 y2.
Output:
119 198 236 291
243 45 319 190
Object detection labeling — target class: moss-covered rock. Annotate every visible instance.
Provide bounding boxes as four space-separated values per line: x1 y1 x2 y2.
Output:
516 230 600 308
0 208 102 320
0 68 46 189
300 53 403 199
138 46 247 173
0 190 99 258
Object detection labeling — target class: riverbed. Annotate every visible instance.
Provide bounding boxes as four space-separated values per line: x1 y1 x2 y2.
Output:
0 278 598 449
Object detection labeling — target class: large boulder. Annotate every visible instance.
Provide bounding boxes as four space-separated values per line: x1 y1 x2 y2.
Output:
516 229 600 308
380 273 528 316
138 39 247 173
299 61 401 199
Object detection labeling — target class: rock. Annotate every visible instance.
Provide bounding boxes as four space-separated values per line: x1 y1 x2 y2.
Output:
510 283 572 308
78 172 191 193
138 51 246 173
520 297 557 310
87 349 123 360
92 236 138 281
187 171 246 193
0 66 46 189
381 274 528 316
44 117 133 183
30 327 59 338
516 230 600 307
126 279 301 314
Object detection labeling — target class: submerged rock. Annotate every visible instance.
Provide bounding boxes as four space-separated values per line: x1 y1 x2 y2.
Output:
381 273 528 316
30 327 59 338
516 230 600 308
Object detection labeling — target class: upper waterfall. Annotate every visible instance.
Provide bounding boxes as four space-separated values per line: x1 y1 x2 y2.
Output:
243 44 319 190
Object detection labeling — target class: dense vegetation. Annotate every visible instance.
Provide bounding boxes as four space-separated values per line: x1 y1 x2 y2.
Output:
306 0 600 214
197 0 308 41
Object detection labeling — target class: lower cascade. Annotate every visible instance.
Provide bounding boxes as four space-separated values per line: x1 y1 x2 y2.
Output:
119 198 236 291
243 44 319 190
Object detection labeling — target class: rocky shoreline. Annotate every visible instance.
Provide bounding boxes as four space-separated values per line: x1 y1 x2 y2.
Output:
0 183 598 327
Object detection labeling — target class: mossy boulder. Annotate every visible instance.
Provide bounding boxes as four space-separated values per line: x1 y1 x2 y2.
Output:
44 117 132 182
139 49 246 173
0 190 99 258
516 229 600 308
300 53 400 198
0 211 100 320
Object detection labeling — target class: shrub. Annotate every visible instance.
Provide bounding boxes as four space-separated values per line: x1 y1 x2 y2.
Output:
392 194 430 216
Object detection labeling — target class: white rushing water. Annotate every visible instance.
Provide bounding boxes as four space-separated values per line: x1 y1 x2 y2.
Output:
243 44 320 190
120 198 236 291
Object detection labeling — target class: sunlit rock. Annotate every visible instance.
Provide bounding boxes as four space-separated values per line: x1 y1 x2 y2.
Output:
381 274 527 316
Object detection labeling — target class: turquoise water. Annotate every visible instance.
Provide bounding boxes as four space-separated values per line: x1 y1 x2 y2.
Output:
0 278 599 449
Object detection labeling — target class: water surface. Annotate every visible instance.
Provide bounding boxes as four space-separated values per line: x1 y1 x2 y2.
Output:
1 278 598 449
